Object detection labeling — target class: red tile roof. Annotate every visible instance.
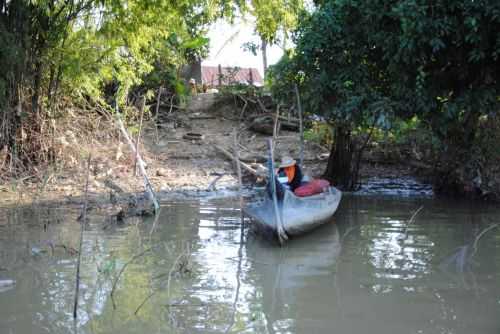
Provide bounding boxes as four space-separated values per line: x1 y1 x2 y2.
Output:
201 66 263 87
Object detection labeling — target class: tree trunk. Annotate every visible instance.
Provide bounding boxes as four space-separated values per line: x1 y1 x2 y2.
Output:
323 125 354 190
261 37 268 77
32 60 42 118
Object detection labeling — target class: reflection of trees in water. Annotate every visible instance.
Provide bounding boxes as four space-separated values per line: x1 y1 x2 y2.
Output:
335 197 500 334
3 198 499 334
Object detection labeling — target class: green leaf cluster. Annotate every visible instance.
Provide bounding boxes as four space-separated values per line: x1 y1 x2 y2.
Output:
270 0 500 148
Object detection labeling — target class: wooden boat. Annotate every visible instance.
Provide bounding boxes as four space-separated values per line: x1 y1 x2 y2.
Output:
243 138 342 243
244 186 342 242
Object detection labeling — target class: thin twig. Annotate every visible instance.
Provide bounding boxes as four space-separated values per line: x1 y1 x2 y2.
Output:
73 154 91 319
136 243 191 315
207 174 225 191
155 87 162 118
471 223 499 256
340 224 362 243
148 208 163 242
167 246 189 299
134 290 156 315
402 206 424 240
256 97 269 113
224 171 245 333
110 247 153 309
352 113 380 189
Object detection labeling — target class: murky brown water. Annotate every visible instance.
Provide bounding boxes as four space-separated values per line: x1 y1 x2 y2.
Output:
0 195 499 334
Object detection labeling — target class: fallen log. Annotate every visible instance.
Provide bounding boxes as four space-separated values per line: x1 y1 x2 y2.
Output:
189 116 216 120
239 153 267 164
214 145 265 177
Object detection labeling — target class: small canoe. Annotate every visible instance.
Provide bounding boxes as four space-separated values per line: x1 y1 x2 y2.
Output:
244 186 342 241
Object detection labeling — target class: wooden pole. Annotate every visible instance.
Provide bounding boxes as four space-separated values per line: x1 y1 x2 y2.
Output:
294 84 304 166
273 104 280 150
73 155 91 319
154 87 162 118
267 138 288 244
233 130 244 227
218 64 223 87
233 131 243 194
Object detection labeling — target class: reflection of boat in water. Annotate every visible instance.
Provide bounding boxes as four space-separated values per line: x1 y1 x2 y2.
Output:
244 187 342 241
245 223 342 333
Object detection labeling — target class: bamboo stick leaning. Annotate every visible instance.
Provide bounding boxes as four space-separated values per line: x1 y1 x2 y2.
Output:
115 109 160 213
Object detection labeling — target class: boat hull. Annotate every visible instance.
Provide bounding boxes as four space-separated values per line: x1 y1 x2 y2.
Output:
244 186 342 240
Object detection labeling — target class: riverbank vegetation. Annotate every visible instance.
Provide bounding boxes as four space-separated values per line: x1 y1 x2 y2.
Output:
0 0 301 174
268 0 500 200
1 0 499 202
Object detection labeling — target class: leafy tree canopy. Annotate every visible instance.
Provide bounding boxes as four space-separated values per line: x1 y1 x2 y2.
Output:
249 0 303 43
273 0 500 134
269 0 500 188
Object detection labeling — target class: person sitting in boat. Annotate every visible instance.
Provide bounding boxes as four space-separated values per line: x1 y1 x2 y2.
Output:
267 156 304 200
276 156 304 192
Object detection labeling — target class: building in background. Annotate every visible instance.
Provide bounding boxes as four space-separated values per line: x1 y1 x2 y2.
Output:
184 61 263 88
203 19 285 78
201 65 263 87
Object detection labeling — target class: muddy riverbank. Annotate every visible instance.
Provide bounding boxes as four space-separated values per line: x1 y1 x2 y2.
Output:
0 93 433 208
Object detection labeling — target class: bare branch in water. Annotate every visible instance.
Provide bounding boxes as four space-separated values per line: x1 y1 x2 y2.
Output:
135 243 193 319
73 155 91 320
440 223 499 273
167 244 192 298
134 290 156 316
402 206 424 240
472 223 499 257
110 247 153 309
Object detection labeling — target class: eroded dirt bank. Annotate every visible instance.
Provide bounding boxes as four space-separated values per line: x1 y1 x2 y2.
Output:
0 93 429 208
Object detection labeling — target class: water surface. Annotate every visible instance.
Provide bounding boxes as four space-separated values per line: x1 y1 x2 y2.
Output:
0 195 499 334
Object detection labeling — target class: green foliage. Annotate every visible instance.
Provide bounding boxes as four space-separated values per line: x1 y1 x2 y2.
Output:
268 0 500 190
387 116 421 145
303 121 332 147
271 2 398 129
250 0 304 43
0 0 258 172
271 0 500 148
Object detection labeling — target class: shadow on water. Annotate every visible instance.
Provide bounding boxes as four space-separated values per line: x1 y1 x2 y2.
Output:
0 195 499 334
